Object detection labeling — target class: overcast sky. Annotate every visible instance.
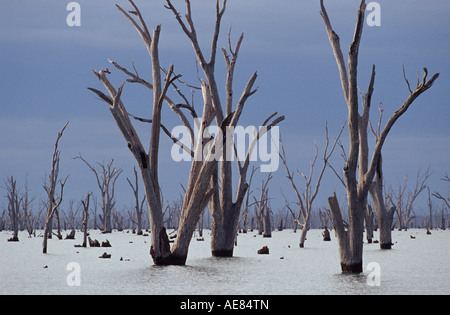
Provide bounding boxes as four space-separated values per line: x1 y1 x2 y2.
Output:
0 0 449 218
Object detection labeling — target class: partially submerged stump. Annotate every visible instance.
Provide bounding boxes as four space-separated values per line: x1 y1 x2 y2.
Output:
65 230 76 240
99 252 111 259
257 246 269 255
88 236 101 247
322 227 331 242
101 239 112 247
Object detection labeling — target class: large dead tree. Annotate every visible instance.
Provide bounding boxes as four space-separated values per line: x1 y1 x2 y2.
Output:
43 122 69 254
88 1 235 265
320 0 439 272
165 0 284 258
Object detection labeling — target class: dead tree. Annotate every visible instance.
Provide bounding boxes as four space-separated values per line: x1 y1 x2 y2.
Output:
74 156 122 233
22 179 36 237
320 0 439 272
81 193 91 247
239 166 258 233
165 0 284 258
433 173 450 211
366 106 396 249
253 173 272 237
388 168 431 231
127 166 146 235
279 124 343 248
365 204 374 244
88 1 227 265
5 176 22 242
43 122 69 254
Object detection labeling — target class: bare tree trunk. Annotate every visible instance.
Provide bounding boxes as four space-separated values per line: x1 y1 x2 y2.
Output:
5 176 21 242
320 0 439 272
365 204 374 244
369 155 395 249
43 122 69 254
166 0 283 259
81 193 90 248
262 205 272 238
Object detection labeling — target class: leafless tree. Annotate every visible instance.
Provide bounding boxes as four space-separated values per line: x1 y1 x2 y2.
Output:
5 176 22 241
43 122 69 254
74 156 122 233
166 0 284 258
388 168 432 231
433 173 450 211
127 166 146 235
321 0 439 272
22 179 37 237
366 105 396 249
279 124 343 248
253 173 272 237
81 192 91 247
88 1 221 265
239 166 258 233
89 1 282 264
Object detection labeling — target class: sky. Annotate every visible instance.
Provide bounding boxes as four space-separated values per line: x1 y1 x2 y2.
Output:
0 0 449 220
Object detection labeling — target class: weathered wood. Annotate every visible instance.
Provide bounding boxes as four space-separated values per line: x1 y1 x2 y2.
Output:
321 0 439 272
42 122 69 254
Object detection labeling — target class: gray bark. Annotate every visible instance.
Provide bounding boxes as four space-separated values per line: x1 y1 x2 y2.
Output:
43 122 69 254
321 0 439 272
166 0 283 258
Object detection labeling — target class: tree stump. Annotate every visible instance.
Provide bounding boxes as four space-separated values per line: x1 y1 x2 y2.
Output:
322 227 331 241
257 246 269 255
65 230 76 240
99 252 111 259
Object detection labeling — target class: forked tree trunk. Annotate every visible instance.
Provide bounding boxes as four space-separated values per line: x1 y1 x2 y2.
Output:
166 0 283 259
320 0 438 273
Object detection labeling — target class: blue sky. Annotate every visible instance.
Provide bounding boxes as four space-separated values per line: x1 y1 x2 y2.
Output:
0 0 449 219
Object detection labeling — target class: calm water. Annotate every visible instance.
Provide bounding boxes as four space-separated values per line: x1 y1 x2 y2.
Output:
1 229 449 294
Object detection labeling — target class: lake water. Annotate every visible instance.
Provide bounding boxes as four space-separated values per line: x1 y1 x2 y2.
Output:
1 229 449 295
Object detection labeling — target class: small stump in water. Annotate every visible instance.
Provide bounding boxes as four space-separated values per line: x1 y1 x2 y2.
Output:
65 230 76 240
99 252 111 259
322 227 331 242
257 246 269 255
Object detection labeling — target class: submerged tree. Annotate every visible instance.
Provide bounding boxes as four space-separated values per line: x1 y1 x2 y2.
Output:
89 1 230 265
388 168 431 231
43 122 69 254
127 166 146 235
279 124 343 248
75 156 122 233
5 176 21 242
165 0 284 258
320 0 439 272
